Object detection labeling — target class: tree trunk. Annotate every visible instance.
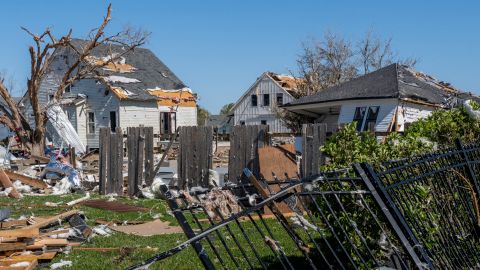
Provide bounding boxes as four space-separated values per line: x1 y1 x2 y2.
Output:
30 133 45 157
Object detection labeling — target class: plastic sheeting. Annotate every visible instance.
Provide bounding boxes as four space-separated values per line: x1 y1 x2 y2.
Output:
47 104 86 154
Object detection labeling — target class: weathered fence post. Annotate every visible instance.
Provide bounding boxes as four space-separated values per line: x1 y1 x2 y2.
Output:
228 125 269 182
99 127 124 195
144 127 154 186
301 123 327 178
177 126 213 188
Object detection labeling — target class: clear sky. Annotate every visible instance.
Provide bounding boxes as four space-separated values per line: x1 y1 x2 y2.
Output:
0 1 479 113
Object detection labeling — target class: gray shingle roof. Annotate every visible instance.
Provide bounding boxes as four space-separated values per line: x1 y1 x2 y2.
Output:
56 39 187 101
285 63 475 107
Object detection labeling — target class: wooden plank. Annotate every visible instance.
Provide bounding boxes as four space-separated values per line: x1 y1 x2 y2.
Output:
0 169 20 199
115 127 124 195
29 210 79 229
106 130 115 194
3 171 48 189
127 127 136 196
0 220 28 230
0 243 27 252
98 128 108 195
258 145 297 181
144 127 154 186
136 127 145 189
0 227 39 238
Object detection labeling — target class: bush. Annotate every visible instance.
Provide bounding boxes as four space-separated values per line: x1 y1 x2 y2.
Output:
321 106 480 170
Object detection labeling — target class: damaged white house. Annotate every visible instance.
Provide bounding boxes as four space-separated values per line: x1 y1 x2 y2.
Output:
282 63 479 134
231 72 301 134
22 39 198 150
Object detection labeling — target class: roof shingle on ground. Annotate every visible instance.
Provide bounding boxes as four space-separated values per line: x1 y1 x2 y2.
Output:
285 63 475 107
55 39 188 101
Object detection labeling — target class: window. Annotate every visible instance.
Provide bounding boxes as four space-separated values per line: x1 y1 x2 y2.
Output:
110 111 117 132
353 106 380 131
65 85 72 93
87 112 95 134
240 121 245 125
263 94 270 106
48 94 54 102
276 93 283 105
251 95 258 106
353 107 367 131
364 106 379 131
260 120 267 125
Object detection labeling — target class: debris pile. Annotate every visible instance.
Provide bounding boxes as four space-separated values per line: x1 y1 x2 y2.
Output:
0 209 92 269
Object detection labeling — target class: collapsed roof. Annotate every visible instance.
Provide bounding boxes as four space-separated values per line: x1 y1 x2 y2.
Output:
54 39 195 103
284 63 477 108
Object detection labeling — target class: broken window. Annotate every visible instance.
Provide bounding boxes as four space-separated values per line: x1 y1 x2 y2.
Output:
251 95 258 107
263 94 270 106
364 106 380 131
261 120 267 125
88 112 95 134
353 106 380 131
276 93 283 105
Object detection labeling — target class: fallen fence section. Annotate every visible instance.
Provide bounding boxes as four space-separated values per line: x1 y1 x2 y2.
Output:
128 169 421 269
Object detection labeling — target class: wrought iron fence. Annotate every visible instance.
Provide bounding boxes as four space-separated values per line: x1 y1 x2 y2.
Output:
127 170 418 269
127 139 480 270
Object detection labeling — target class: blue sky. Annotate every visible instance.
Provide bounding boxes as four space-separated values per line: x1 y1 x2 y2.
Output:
0 1 479 113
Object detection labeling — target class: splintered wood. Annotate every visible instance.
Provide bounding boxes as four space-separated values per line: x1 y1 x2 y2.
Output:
183 189 241 220
0 210 81 269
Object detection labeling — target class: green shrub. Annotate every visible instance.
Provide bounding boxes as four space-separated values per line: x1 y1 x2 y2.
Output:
321 106 480 170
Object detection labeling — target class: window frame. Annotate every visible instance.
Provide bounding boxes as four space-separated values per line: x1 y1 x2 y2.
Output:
251 94 258 107
263 94 270 106
353 106 380 131
276 93 283 105
87 112 95 134
260 120 267 125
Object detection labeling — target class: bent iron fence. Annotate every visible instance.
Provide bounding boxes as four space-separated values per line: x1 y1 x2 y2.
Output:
127 139 480 270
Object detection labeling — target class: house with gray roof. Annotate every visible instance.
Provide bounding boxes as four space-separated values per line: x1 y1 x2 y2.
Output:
282 63 478 134
22 39 197 149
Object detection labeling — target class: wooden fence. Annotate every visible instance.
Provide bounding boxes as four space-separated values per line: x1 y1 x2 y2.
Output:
177 126 213 188
127 127 154 197
98 127 123 195
301 123 341 177
228 125 269 183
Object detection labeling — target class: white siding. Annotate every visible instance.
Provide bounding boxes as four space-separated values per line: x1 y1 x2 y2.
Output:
233 75 294 133
120 100 160 134
396 102 435 131
165 106 197 127
338 99 398 132
76 104 87 146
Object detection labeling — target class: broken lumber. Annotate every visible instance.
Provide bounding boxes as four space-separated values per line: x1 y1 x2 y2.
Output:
0 227 39 239
29 210 79 229
4 171 48 189
0 169 20 199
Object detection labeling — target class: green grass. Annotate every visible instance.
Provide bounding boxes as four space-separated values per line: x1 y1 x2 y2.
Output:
0 194 204 269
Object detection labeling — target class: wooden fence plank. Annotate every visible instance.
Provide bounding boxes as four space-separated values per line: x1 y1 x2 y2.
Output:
98 128 108 195
144 127 154 186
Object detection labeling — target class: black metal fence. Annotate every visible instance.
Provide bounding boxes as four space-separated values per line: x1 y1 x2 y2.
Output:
127 139 480 270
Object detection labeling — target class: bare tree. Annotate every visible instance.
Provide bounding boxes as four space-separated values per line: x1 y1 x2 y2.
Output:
278 30 418 132
0 4 149 155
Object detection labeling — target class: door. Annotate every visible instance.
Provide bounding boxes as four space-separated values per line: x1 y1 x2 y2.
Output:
161 112 176 134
